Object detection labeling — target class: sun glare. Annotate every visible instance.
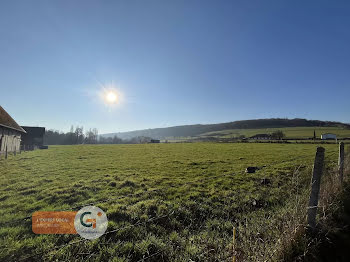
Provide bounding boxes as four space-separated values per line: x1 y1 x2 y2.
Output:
98 83 123 107
106 91 117 103
102 89 119 105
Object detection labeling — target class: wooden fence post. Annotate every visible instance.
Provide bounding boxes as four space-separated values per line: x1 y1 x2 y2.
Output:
339 142 344 185
307 147 325 229
232 226 236 262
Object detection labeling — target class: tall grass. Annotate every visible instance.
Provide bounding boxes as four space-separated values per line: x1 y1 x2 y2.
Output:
233 150 348 261
276 150 348 261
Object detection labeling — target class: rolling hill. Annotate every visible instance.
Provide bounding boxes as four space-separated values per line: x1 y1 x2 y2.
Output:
101 118 350 140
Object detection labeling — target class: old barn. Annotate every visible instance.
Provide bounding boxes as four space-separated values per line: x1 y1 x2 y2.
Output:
21 126 46 150
0 106 26 158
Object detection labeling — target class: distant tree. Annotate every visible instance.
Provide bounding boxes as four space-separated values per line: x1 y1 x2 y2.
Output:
271 130 285 140
44 129 66 145
85 129 92 144
85 129 94 144
112 135 122 144
99 136 106 144
84 128 98 144
44 126 109 145
98 135 122 144
74 126 84 144
79 127 84 144
92 128 98 144
69 125 75 144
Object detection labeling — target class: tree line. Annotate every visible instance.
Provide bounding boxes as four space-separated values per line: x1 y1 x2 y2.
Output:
44 126 98 145
43 126 155 145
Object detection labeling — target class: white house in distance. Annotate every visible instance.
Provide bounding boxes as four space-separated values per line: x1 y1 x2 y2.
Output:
321 133 337 140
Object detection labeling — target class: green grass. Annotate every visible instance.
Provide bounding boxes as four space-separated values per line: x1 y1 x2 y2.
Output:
0 143 340 261
198 126 350 139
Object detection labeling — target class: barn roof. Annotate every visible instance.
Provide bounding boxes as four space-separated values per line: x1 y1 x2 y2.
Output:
0 106 26 133
21 126 45 137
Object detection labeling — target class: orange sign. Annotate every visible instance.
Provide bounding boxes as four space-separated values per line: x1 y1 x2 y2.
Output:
32 211 77 234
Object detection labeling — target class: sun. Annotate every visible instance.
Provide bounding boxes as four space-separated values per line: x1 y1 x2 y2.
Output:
105 91 117 103
103 90 118 104
98 83 123 107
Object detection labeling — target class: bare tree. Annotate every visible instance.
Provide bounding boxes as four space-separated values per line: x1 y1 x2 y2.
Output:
271 130 285 140
74 126 84 144
85 128 98 144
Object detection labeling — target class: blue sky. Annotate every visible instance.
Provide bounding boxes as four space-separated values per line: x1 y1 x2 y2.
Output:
1 0 349 133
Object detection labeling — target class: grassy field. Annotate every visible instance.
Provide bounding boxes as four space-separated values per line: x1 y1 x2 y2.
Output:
198 126 350 139
0 143 340 261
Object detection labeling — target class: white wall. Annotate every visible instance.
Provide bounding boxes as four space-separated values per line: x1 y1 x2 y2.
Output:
321 133 337 140
0 127 22 156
